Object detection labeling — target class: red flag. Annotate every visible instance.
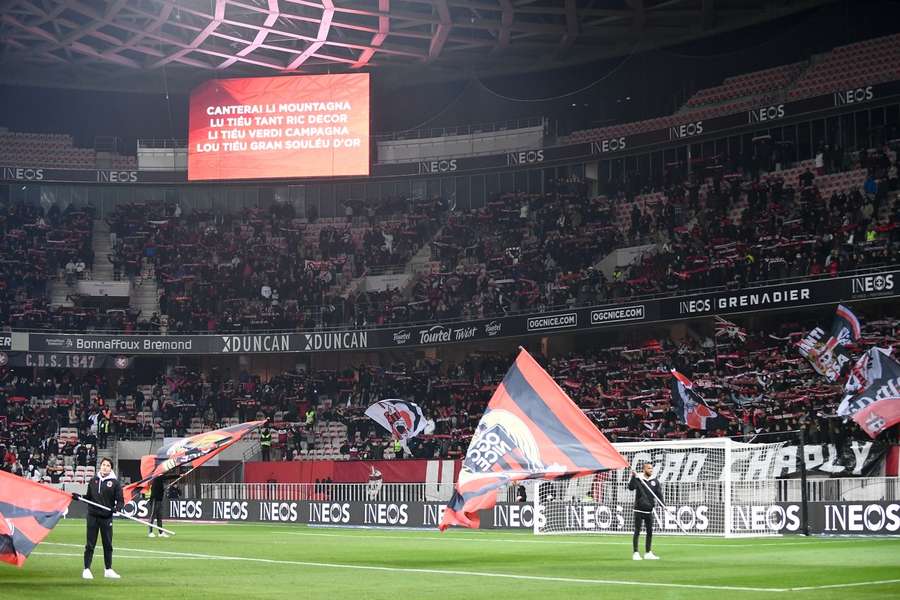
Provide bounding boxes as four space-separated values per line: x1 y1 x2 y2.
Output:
0 471 73 567
440 349 627 530
124 420 265 503
669 369 725 431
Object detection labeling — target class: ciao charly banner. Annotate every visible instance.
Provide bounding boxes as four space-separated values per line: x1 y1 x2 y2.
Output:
616 442 887 481
15 269 899 355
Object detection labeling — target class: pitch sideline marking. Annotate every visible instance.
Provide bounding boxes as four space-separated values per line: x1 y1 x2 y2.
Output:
40 542 785 593
788 579 900 591
273 530 886 548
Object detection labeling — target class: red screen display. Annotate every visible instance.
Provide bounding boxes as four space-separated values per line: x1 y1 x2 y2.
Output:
188 73 370 181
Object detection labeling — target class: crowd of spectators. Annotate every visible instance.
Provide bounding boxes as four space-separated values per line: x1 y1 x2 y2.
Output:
0 371 109 483
104 195 446 332
0 199 94 330
3 309 896 480
2 142 898 334
354 144 900 326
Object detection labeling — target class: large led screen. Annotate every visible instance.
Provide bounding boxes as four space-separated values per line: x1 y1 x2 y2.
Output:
188 73 370 181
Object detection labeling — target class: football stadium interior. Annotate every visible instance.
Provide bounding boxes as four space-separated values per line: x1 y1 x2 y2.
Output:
2 0 900 598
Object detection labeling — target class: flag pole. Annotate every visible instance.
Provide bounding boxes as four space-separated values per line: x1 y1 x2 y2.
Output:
166 465 198 489
72 495 176 536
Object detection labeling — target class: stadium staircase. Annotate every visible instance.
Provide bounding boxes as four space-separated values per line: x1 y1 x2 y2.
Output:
129 264 160 320
91 219 114 280
48 279 77 308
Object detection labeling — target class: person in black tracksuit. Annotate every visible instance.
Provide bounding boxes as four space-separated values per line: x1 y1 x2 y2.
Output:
147 473 174 537
628 462 662 560
81 457 124 579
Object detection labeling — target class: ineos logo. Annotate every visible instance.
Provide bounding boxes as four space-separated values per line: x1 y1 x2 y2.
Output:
419 159 457 174
3 167 44 181
748 104 785 124
363 503 409 525
169 500 203 520
834 86 874 107
591 137 626 154
309 502 351 524
669 121 703 140
852 274 894 295
507 150 544 166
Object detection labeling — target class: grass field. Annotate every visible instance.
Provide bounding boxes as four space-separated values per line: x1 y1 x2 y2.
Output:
5 521 900 599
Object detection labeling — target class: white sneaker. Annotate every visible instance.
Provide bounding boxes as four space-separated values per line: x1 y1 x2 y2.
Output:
104 569 121 579
632 552 642 561
644 551 660 560
159 532 169 538
148 532 155 538
82 568 93 580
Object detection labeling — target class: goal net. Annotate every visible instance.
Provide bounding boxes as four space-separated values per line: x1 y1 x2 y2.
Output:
533 438 787 537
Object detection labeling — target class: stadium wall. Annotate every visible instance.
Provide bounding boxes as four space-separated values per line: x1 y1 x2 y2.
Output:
4 269 897 356
61 496 900 534
244 459 461 484
2 79 899 186
243 442 888 485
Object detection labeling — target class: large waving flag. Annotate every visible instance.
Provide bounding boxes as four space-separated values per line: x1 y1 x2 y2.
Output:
830 304 862 345
439 349 627 530
0 471 72 567
365 399 431 441
838 347 894 417
124 420 264 503
838 352 900 438
798 304 861 381
670 370 725 431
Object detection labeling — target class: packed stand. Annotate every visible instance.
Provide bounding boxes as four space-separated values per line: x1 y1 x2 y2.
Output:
3 309 896 475
102 196 446 333
0 198 95 330
0 371 113 485
363 146 898 325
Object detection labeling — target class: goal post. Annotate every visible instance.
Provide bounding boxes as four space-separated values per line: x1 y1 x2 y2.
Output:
533 437 787 537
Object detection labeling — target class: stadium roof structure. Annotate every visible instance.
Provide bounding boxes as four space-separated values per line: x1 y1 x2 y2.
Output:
0 0 835 92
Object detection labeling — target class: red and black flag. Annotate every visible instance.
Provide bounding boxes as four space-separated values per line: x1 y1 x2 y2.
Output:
0 471 73 567
838 351 900 439
440 349 627 530
123 420 265 503
798 304 861 381
669 370 725 431
365 399 430 441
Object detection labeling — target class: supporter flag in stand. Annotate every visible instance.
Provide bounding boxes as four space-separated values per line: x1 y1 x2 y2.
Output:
439 349 628 530
123 420 265 503
669 370 725 431
798 304 862 382
365 399 431 441
837 351 900 438
714 316 748 342
838 347 894 417
0 471 73 567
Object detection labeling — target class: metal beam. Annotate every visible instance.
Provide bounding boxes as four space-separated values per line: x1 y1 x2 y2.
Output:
353 0 389 68
285 0 334 70
496 0 512 50
149 0 225 68
427 0 450 61
219 0 280 69
560 0 579 48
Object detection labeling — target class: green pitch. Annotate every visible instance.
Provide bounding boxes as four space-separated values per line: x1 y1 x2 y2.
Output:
5 521 900 599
